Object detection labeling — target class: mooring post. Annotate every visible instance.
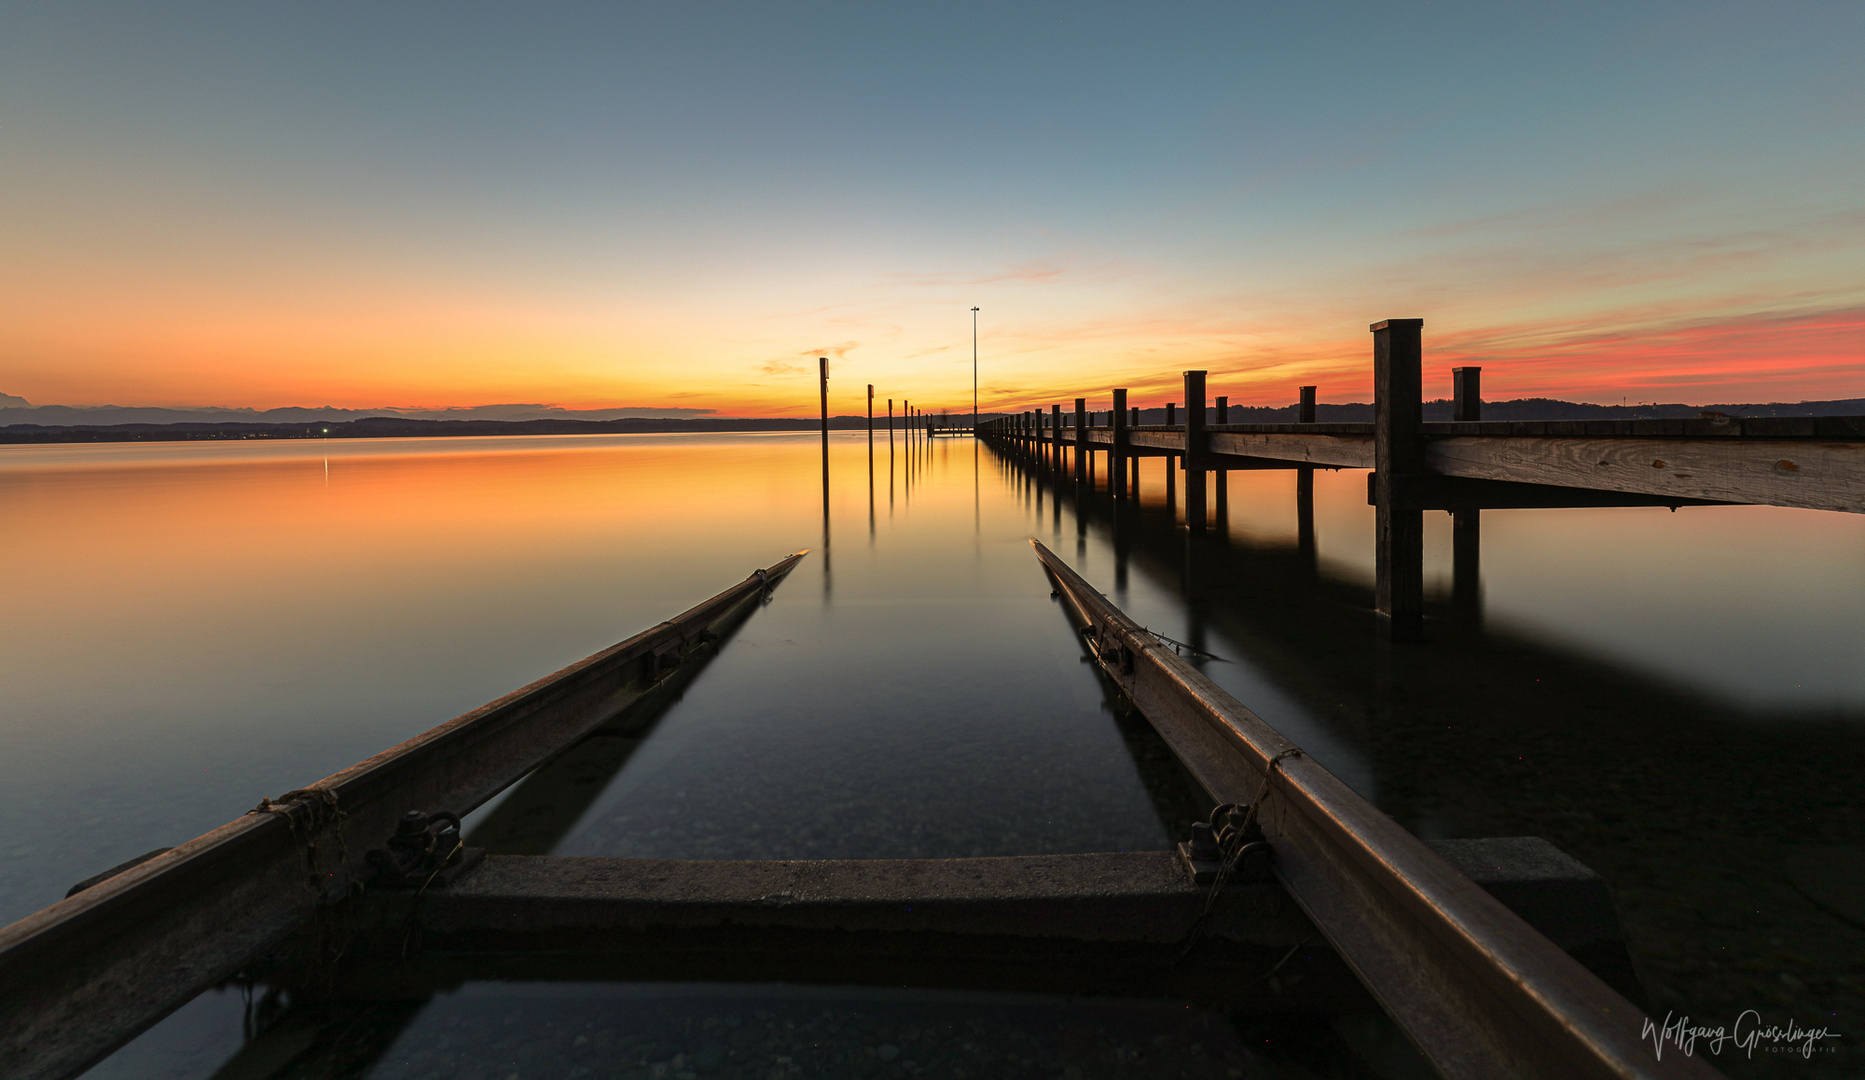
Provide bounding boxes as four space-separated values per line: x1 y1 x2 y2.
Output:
819 357 830 454
1373 320 1425 639
1451 366 1482 616
1299 385 1316 424
1111 389 1129 499
1452 366 1482 422
1213 395 1228 529
1162 402 1177 510
1163 401 1178 498
1073 398 1088 483
1183 371 1207 530
1050 404 1062 471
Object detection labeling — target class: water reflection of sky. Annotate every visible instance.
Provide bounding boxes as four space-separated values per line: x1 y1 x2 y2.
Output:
4 431 1859 1078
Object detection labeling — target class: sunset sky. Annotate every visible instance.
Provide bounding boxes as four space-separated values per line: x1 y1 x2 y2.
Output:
2 2 1861 416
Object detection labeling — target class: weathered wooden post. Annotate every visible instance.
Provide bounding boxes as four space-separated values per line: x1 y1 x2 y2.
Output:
867 385 874 443
1073 398 1088 483
1183 371 1207 530
1299 385 1316 424
1050 404 1062 471
1452 366 1482 614
819 358 830 455
1111 389 1129 499
1452 367 1482 422
1373 319 1425 639
820 359 831 573
1213 395 1229 528
1162 401 1177 509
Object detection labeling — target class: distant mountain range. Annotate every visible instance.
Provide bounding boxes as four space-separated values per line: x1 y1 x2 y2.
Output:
1 395 1860 443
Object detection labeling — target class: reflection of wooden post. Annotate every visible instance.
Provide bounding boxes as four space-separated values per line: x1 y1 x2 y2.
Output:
1296 467 1316 575
1299 386 1316 424
1183 371 1207 531
1453 509 1482 616
1373 320 1424 640
1111 389 1128 499
1453 367 1482 422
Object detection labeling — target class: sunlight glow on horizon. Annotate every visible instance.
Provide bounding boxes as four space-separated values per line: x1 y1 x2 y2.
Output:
2 3 1861 417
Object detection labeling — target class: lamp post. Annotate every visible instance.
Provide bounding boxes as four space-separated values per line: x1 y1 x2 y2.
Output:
971 306 980 432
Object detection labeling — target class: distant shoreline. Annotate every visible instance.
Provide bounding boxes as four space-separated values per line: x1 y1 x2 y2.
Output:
3 398 1861 444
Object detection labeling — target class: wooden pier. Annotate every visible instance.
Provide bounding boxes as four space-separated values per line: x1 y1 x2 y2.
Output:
982 317 1865 637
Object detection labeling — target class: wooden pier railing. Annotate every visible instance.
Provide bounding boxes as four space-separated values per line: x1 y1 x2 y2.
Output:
981 318 1865 638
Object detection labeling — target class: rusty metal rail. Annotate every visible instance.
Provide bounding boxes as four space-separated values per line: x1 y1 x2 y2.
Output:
1030 539 1720 1080
0 551 807 1080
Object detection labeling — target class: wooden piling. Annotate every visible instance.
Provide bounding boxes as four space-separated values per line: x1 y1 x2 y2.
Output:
1164 402 1178 491
1453 367 1482 423
1372 320 1425 639
1111 389 1129 499
819 359 829 448
1299 386 1316 424
1183 372 1207 530
1074 398 1088 483
1451 366 1482 616
1051 404 1062 471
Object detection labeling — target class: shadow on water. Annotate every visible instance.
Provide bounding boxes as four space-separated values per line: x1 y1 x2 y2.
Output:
988 439 1865 1079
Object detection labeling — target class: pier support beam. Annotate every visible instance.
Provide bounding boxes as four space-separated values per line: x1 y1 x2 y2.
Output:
1074 398 1087 484
1213 397 1228 531
1451 366 1483 617
1183 372 1207 531
1051 404 1062 471
1372 320 1425 640
1111 389 1129 499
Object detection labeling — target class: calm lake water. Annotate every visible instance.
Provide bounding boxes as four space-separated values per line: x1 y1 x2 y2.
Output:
3 431 1860 1078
